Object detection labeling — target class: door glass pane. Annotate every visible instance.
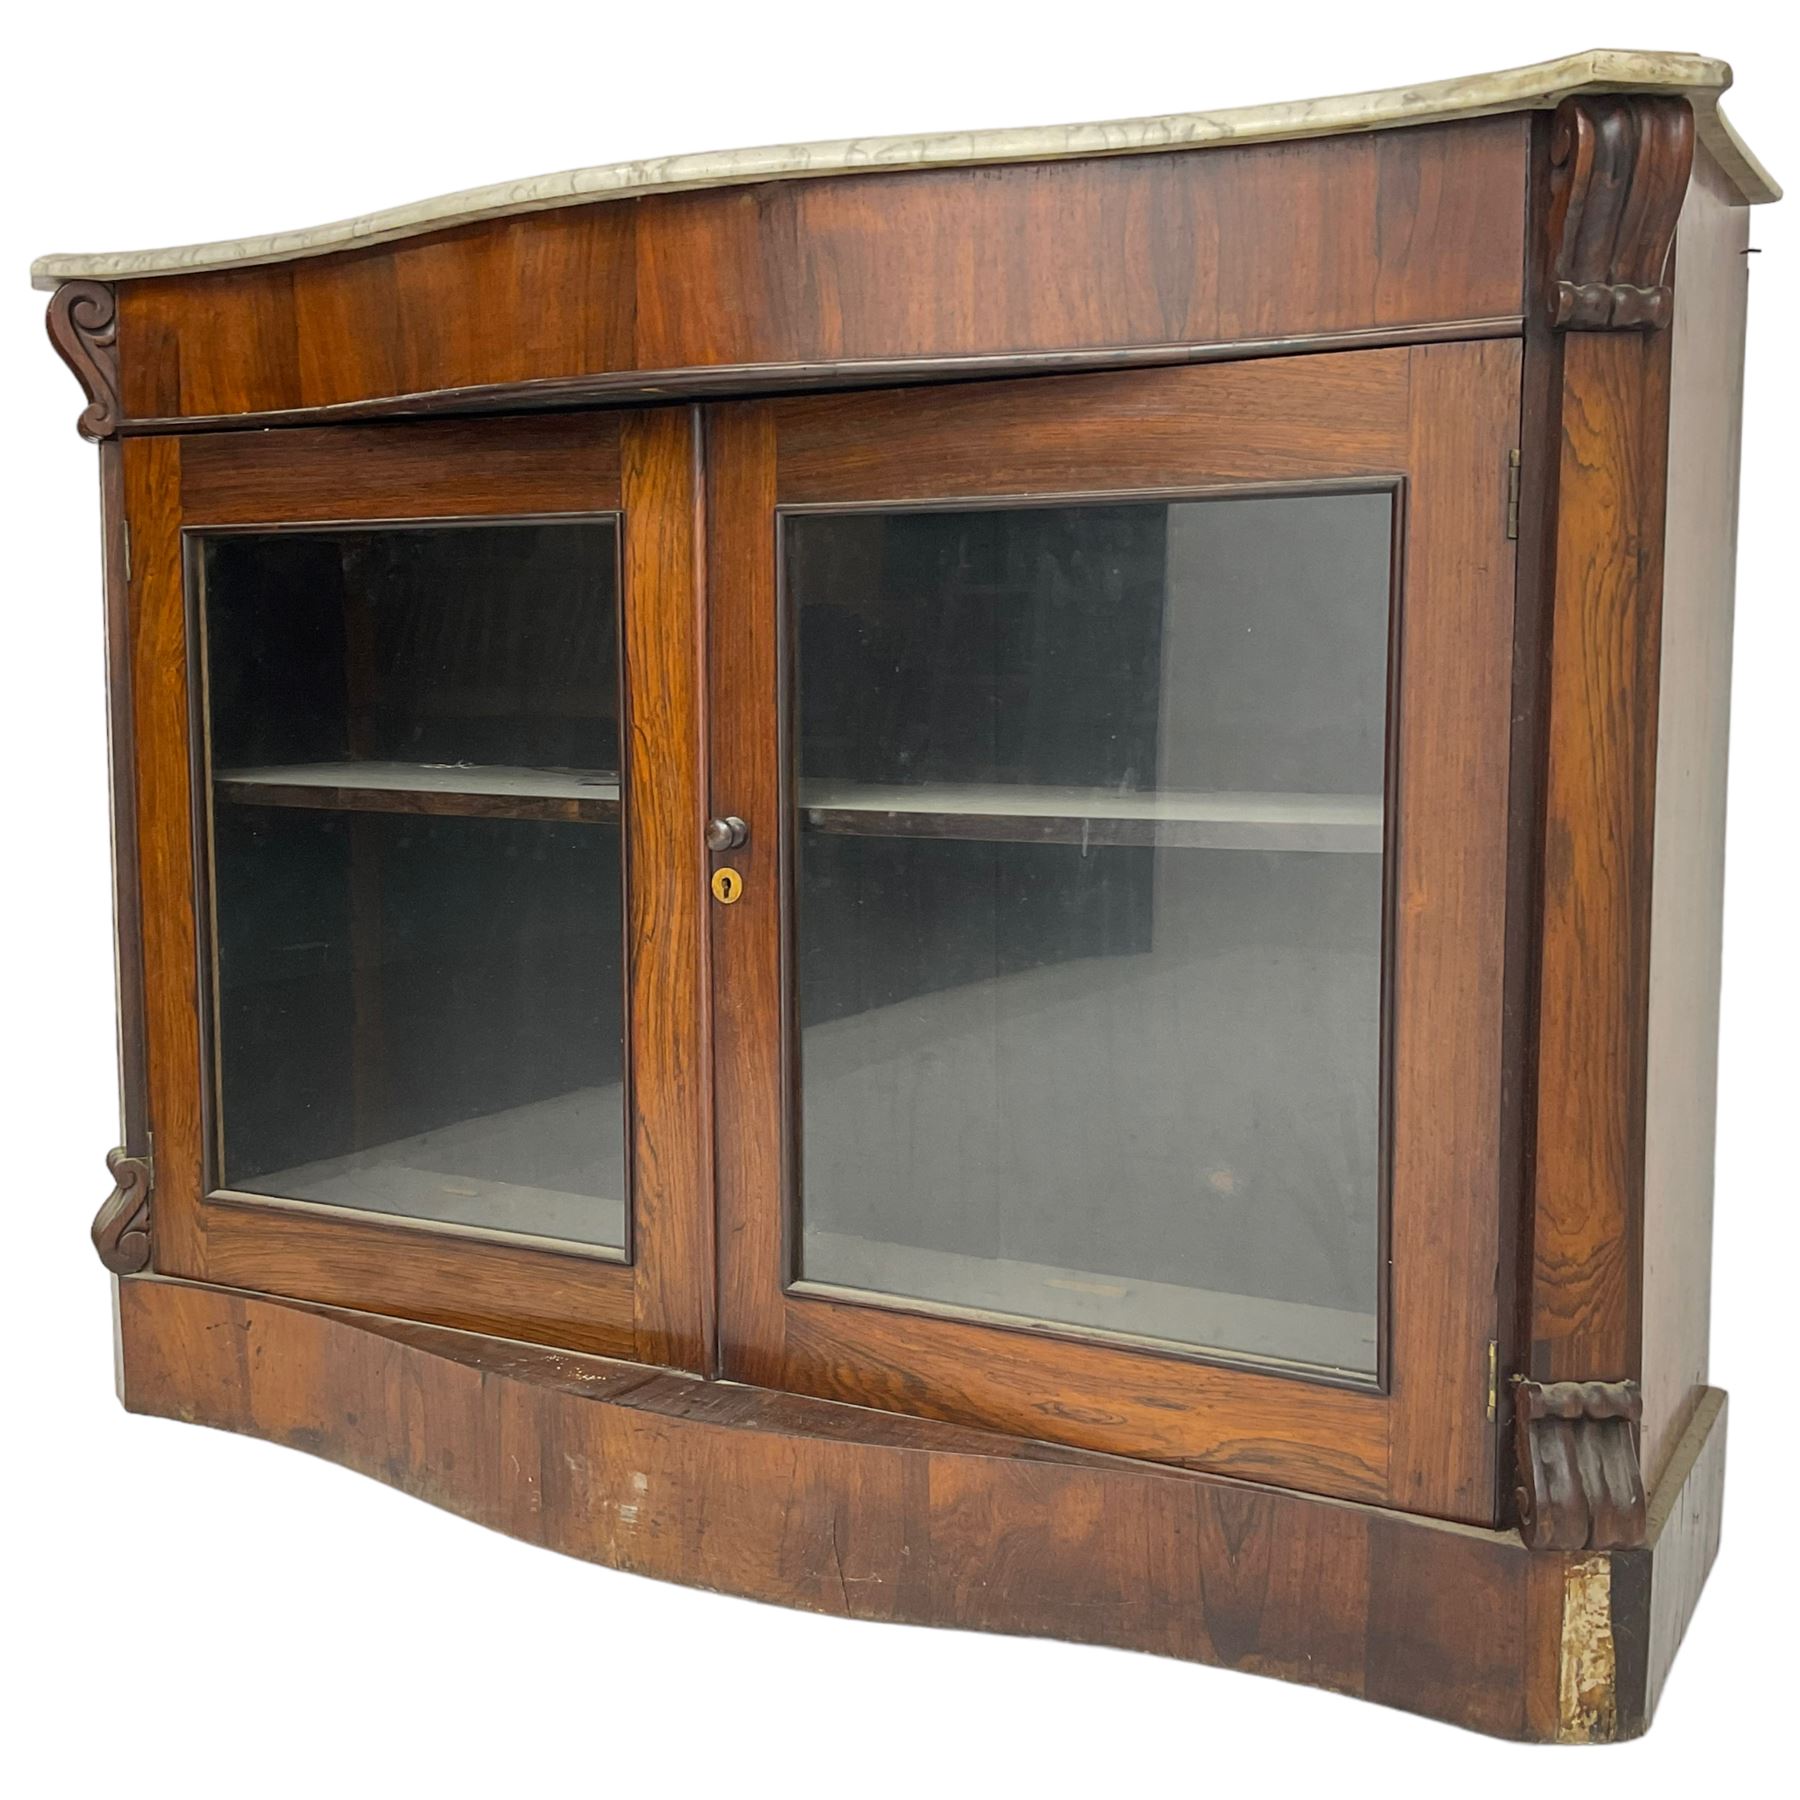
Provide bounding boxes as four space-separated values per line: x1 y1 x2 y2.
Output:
198 518 627 1251
787 492 1392 1377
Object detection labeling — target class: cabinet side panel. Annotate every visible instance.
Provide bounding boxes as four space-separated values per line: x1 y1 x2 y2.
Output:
1640 149 1750 1485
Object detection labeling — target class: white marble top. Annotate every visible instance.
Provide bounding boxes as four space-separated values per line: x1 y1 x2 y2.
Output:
29 50 1777 291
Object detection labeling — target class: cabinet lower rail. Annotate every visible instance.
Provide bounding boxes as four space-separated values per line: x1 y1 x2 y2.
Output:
113 1276 1725 1742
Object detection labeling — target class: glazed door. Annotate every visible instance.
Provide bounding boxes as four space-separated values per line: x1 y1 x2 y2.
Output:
707 346 1521 1520
125 410 712 1368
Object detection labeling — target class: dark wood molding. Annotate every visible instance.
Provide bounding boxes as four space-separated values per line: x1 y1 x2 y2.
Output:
46 280 122 441
1515 1378 1647 1551
107 317 1526 440
1544 97 1694 331
93 1147 153 1274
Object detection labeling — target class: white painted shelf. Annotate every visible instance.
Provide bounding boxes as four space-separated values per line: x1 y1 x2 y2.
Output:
798 781 1383 852
214 761 621 821
214 762 1383 850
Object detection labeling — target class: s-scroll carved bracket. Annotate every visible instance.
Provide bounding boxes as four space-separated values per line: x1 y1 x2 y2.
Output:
93 1146 152 1275
1514 1377 1646 1551
46 280 121 441
1544 96 1694 331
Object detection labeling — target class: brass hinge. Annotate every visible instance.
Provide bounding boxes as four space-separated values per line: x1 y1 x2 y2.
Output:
1505 449 1522 540
1487 1340 1499 1420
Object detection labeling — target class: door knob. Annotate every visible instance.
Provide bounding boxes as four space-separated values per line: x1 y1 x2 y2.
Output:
706 815 749 851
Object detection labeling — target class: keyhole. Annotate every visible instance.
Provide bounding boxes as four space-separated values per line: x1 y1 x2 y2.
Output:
711 867 743 905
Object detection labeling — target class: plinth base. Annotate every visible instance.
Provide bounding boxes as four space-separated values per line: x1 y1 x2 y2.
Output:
115 1275 1725 1741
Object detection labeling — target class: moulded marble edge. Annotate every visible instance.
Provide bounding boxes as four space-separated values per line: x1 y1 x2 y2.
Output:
29 48 1780 291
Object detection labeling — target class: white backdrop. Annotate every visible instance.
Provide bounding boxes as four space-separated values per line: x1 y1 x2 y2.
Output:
5 6 1793 1791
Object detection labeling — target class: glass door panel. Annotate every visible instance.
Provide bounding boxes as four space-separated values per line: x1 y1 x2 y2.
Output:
787 490 1393 1378
712 348 1517 1501
196 517 628 1251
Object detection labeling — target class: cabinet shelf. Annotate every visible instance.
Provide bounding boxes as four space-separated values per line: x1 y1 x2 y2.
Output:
214 761 622 824
215 764 1383 849
212 763 1382 849
797 781 1383 852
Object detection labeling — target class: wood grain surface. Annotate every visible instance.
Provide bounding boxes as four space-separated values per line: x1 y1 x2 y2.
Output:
1385 338 1522 1521
111 120 1528 427
1528 321 1671 1385
620 406 715 1372
114 1274 1727 1742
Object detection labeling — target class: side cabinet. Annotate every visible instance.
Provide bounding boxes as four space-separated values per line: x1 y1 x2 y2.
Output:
48 53 1772 1742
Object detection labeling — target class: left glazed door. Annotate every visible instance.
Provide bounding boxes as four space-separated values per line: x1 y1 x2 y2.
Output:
123 410 714 1368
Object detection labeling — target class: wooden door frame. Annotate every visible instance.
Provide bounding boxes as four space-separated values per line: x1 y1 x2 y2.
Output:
124 408 714 1369
706 344 1523 1521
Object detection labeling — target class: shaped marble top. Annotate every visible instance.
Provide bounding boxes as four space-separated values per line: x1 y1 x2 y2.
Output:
29 49 1777 291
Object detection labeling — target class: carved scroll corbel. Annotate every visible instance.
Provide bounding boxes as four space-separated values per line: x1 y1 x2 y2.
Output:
93 1146 152 1275
1514 1378 1646 1551
46 280 121 441
1544 96 1694 331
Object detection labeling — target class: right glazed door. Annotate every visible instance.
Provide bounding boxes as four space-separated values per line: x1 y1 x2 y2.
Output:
707 343 1522 1522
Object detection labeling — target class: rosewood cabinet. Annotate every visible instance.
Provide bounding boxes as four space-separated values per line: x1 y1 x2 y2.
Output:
39 49 1775 1741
